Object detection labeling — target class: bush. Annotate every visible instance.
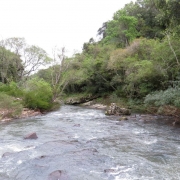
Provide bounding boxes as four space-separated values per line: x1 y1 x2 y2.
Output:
23 78 53 110
0 81 23 97
0 93 23 119
109 93 128 107
144 87 180 107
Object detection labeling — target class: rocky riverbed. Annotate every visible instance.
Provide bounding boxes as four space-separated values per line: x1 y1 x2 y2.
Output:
0 108 41 121
0 105 180 180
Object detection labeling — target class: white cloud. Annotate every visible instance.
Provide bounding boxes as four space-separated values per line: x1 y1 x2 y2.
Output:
0 0 135 57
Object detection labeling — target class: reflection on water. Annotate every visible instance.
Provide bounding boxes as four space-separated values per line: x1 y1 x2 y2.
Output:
0 105 180 180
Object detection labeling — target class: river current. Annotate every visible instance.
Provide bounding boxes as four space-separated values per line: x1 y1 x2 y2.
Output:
0 105 180 180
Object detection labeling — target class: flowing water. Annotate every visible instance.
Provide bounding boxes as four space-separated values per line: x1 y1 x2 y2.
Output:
0 105 180 180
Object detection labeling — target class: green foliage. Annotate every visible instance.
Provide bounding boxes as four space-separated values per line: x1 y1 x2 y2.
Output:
103 10 139 47
134 0 164 39
144 87 180 107
155 0 180 35
151 35 180 83
0 93 23 119
98 0 165 41
107 38 167 98
61 0 180 111
0 81 24 97
23 78 53 110
0 0 180 115
63 44 115 95
34 68 52 84
1 37 51 78
0 46 23 83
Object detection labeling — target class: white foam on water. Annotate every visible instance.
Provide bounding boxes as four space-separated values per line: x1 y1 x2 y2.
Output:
4 144 25 152
73 134 80 138
0 144 36 158
115 177 128 180
0 146 3 153
105 165 135 180
110 167 133 175
143 139 157 145
88 136 97 140
132 129 148 134
28 150 39 159
90 170 101 174
17 160 22 164
23 146 36 150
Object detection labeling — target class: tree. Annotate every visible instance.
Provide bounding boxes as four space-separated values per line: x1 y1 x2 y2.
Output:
107 38 168 98
103 10 139 47
50 47 72 100
97 22 107 39
152 36 180 82
155 0 180 33
1 37 51 79
23 45 51 77
0 46 23 83
63 43 116 95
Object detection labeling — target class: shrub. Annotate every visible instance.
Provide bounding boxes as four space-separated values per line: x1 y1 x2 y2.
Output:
0 81 23 97
144 87 180 107
0 93 23 119
23 78 53 110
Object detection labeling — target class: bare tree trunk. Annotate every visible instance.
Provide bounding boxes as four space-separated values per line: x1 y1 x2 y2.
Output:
166 33 180 66
51 47 70 101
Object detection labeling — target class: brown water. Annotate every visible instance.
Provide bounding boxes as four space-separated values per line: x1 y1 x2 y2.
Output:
0 105 180 180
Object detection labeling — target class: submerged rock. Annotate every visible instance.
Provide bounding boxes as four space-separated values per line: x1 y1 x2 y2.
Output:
73 124 80 127
48 170 69 180
173 120 180 126
2 152 13 158
119 116 128 121
105 103 131 116
116 122 123 125
104 169 116 173
24 132 38 139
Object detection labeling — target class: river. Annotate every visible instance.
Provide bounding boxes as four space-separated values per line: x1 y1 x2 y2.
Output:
0 105 180 180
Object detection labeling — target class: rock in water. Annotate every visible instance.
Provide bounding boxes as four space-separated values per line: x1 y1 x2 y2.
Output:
24 132 38 139
73 124 80 127
48 170 69 180
119 116 128 121
104 169 116 173
105 103 131 116
2 152 13 158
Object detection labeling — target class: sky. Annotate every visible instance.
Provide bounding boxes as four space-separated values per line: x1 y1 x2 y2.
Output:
0 0 135 57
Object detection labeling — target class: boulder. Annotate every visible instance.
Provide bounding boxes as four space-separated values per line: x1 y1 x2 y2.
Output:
24 132 38 139
119 108 131 115
48 170 69 180
105 103 131 116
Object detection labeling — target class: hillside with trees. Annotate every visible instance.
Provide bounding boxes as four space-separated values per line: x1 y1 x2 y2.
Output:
1 0 180 119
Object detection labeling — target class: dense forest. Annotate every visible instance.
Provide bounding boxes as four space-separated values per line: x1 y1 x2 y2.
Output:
0 0 180 119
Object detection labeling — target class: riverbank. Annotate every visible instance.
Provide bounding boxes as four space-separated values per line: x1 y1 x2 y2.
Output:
80 101 107 109
0 108 42 122
64 94 180 125
65 93 180 114
1 94 179 125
